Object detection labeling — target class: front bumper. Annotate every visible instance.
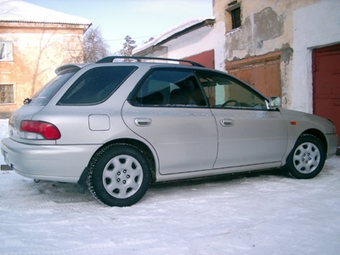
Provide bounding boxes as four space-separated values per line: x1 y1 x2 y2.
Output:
326 133 338 157
1 138 98 183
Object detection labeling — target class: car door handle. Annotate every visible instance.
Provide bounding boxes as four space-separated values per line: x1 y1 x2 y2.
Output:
220 118 234 127
134 118 152 127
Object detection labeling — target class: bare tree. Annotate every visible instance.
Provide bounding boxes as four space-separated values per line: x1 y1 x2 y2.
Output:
119 35 137 56
83 26 110 63
145 37 154 43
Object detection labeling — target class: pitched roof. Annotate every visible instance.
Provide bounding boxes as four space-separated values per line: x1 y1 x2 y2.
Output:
133 17 215 55
0 0 91 26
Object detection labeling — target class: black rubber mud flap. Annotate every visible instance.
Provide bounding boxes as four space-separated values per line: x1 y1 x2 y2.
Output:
77 167 88 193
1 164 12 171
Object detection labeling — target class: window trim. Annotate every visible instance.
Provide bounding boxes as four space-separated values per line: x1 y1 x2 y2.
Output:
225 2 241 31
128 67 209 108
0 84 14 104
0 42 14 62
195 70 272 111
57 66 138 106
231 7 241 29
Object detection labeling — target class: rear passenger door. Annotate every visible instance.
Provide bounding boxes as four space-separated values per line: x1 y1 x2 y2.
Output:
122 68 218 175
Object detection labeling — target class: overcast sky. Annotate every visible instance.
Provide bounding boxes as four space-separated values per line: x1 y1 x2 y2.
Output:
25 0 213 53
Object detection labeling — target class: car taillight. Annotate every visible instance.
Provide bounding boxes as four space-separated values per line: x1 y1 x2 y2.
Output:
20 120 61 140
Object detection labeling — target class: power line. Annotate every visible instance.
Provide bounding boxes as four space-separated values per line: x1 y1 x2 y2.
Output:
106 35 155 42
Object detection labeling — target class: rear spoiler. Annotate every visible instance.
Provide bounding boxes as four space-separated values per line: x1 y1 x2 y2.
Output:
55 64 89 75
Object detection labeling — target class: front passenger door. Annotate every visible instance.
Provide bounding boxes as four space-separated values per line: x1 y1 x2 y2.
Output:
196 71 288 169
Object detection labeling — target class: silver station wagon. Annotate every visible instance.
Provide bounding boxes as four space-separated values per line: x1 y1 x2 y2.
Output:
1 56 338 206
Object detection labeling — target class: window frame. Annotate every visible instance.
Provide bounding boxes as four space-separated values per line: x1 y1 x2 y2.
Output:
0 42 13 62
195 70 271 111
128 67 209 108
57 66 138 106
225 2 241 31
0 84 14 104
231 7 241 29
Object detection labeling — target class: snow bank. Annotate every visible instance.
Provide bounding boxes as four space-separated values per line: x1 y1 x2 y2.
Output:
0 120 339 254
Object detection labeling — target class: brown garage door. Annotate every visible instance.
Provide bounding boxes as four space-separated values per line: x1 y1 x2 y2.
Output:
225 51 281 98
313 44 340 150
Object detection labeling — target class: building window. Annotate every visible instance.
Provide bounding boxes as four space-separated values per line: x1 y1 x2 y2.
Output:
0 42 13 61
231 7 241 29
225 2 241 31
0 84 14 103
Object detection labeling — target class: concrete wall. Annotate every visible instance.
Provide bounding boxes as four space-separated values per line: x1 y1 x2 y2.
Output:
215 0 296 109
292 0 340 113
214 0 339 113
0 23 86 117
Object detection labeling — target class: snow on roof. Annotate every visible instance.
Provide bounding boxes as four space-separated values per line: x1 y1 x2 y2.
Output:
133 17 215 55
0 0 91 26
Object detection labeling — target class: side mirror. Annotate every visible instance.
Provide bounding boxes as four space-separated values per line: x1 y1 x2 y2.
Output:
269 97 281 109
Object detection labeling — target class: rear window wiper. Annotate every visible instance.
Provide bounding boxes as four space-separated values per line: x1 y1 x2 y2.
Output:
23 98 32 104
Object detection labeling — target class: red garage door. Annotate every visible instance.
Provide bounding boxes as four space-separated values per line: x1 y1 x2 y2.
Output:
183 50 214 69
313 44 340 151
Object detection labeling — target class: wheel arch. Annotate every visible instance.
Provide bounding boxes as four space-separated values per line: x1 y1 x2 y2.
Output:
284 131 327 179
301 128 328 154
89 138 157 183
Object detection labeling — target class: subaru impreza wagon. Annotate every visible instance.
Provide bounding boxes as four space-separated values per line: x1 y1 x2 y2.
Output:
1 56 338 206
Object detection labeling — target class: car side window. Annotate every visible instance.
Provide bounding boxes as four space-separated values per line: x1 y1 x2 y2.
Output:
132 69 207 107
58 66 137 105
196 71 268 110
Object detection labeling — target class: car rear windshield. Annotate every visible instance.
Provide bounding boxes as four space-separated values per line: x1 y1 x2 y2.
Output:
57 66 137 105
29 70 76 106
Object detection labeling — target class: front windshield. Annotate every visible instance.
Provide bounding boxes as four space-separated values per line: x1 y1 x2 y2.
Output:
29 71 76 106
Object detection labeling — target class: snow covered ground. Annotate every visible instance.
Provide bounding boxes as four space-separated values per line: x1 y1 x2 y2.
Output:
0 118 339 255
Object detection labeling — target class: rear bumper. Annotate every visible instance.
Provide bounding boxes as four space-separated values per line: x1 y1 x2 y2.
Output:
1 138 98 183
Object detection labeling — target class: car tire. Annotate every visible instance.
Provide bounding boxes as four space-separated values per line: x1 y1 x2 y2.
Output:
285 134 326 179
87 143 151 207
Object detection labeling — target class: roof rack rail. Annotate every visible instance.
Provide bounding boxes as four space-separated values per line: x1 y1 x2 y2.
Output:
96 56 205 67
